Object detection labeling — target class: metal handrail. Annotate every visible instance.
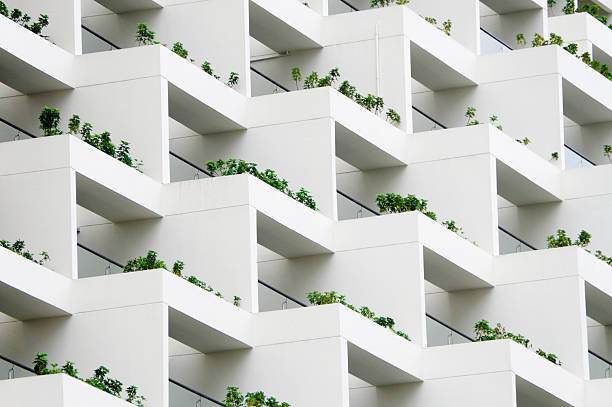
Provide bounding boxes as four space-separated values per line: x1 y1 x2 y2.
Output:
589 349 612 368
0 117 37 139
337 190 379 216
564 144 596 166
0 354 35 374
498 226 537 251
169 378 225 406
169 151 213 177
338 0 359 11
426 313 474 342
77 242 124 269
412 106 448 129
258 279 307 307
81 25 122 50
479 27 513 51
250 67 290 92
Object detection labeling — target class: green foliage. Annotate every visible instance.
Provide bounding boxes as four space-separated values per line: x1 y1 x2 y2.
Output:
39 106 62 137
465 107 503 130
442 19 452 36
0 239 49 265
206 159 318 210
563 0 575 14
369 0 409 7
307 291 411 341
546 229 591 248
33 353 146 405
0 2 49 38
201 61 221 80
551 151 559 160
604 144 612 162
136 23 158 45
516 137 530 145
123 250 170 273
227 72 240 88
292 67 401 125
548 0 556 6
171 42 190 59
376 193 434 219
474 320 561 365
224 387 289 407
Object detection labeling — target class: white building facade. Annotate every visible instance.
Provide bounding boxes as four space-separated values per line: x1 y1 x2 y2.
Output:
0 0 612 406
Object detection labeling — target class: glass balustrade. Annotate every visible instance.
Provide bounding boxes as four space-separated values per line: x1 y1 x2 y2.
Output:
0 118 35 143
565 144 596 170
337 191 379 220
0 355 35 380
77 243 123 278
250 68 288 97
81 26 120 54
328 0 359 14
426 315 473 347
170 379 224 407
589 351 612 379
498 227 536 255
258 281 306 312
170 153 212 183
480 28 512 55
412 107 446 132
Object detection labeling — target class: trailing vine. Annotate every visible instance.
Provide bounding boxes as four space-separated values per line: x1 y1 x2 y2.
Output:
206 159 318 210
38 107 143 171
307 291 411 340
0 1 49 38
0 239 49 265
376 193 477 244
123 250 241 305
224 386 290 407
290 67 401 125
33 353 146 406
474 320 561 365
135 23 239 88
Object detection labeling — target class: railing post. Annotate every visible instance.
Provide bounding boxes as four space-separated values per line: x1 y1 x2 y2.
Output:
8 365 14 379
447 332 453 345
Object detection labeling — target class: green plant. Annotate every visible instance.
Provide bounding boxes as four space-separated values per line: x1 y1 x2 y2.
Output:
546 229 591 248
563 0 575 14
465 107 503 130
0 2 50 38
551 151 559 160
33 353 146 405
201 61 221 79
136 23 157 45
206 159 318 210
386 108 401 125
291 67 302 90
516 137 530 145
604 144 612 162
123 250 172 272
376 192 436 220
233 296 242 306
0 239 49 265
474 320 561 365
172 42 193 62
442 19 452 36
548 0 556 6
39 106 62 137
369 0 409 6
224 387 290 407
227 72 240 88
38 107 143 171
307 290 411 341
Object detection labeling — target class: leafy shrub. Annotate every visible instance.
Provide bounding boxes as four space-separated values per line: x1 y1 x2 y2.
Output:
290 67 401 125
0 239 49 265
0 1 49 38
369 0 409 7
546 229 612 268
604 145 611 162
135 23 238 88
376 193 436 220
474 320 561 365
38 107 143 171
33 353 146 406
307 291 411 341
206 159 317 210
551 152 559 160
224 386 290 407
465 106 503 130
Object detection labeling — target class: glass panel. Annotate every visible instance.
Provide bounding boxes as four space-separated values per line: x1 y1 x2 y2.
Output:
412 108 444 133
565 145 595 170
77 244 123 278
426 315 472 347
258 282 303 312
169 380 222 407
337 192 378 221
589 352 612 379
0 357 35 380
170 154 211 183
480 28 511 55
328 0 359 14
0 120 25 143
498 228 534 255
82 27 116 54
250 69 287 97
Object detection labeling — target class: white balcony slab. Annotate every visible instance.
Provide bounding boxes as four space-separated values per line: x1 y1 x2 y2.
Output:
252 304 423 385
481 0 545 14
0 135 163 222
0 374 133 407
0 248 72 320
94 0 164 13
249 0 323 52
0 17 74 93
335 212 494 291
